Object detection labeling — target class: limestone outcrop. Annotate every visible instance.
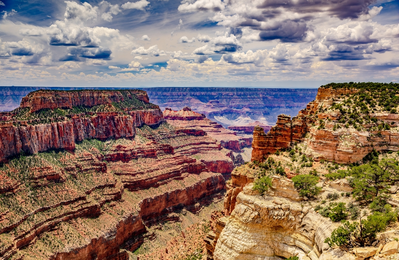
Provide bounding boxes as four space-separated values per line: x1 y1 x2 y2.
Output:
214 192 338 260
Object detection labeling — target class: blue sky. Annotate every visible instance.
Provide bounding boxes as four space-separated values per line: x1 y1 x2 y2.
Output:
0 0 398 87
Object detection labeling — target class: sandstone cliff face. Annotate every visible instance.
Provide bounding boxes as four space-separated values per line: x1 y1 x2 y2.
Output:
214 192 336 260
208 163 356 260
251 86 399 164
252 114 309 162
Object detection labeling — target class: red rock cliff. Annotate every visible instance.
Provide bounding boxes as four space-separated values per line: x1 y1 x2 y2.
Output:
251 86 399 164
251 114 309 162
0 90 164 162
20 89 150 113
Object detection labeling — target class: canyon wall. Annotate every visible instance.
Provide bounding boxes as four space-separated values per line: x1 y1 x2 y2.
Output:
251 86 399 164
20 89 150 113
164 107 252 168
208 164 354 260
0 109 163 163
0 90 233 259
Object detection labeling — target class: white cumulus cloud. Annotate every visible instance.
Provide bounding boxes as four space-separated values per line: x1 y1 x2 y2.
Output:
121 0 149 10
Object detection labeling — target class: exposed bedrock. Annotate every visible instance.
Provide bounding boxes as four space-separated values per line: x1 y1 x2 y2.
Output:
0 90 233 259
251 86 399 164
20 89 150 113
0 109 164 163
164 107 252 164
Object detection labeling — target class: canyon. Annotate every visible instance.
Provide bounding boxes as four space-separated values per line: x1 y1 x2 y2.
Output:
3 84 399 260
164 107 252 164
0 89 237 259
207 83 399 260
0 87 317 129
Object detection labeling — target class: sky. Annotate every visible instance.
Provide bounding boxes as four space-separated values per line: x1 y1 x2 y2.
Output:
0 0 398 88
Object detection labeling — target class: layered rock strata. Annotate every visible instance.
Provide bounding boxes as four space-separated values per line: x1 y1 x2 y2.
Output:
164 107 252 168
251 86 399 164
20 89 150 113
214 191 338 260
0 90 232 259
164 107 252 152
0 90 162 163
207 164 356 260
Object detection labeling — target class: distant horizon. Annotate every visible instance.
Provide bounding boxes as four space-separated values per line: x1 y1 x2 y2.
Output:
0 80 393 89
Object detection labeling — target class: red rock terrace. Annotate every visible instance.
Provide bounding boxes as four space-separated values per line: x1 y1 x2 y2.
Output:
0 89 233 259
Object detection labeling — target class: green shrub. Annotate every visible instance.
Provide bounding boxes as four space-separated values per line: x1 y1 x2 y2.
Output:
369 195 390 213
350 158 399 202
275 166 285 176
292 174 321 198
348 202 360 220
328 202 348 222
252 175 273 195
319 206 330 218
287 257 299 260
325 221 356 247
359 208 398 244
325 170 348 180
325 208 398 247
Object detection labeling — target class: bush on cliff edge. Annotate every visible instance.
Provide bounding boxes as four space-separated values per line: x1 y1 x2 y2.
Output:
253 175 273 195
292 174 321 198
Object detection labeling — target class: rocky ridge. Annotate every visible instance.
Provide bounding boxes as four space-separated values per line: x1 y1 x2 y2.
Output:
208 83 399 260
252 84 399 164
0 90 234 259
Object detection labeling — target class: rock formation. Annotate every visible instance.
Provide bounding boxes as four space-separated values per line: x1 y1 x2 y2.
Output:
20 89 150 113
164 107 252 167
0 90 233 259
251 85 399 164
208 83 399 260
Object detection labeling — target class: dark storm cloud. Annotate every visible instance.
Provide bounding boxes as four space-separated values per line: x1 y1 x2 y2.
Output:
259 21 308 42
11 47 34 56
59 47 111 61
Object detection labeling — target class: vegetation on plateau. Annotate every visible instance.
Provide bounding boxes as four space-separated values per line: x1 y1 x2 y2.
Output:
323 150 399 248
317 82 399 131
